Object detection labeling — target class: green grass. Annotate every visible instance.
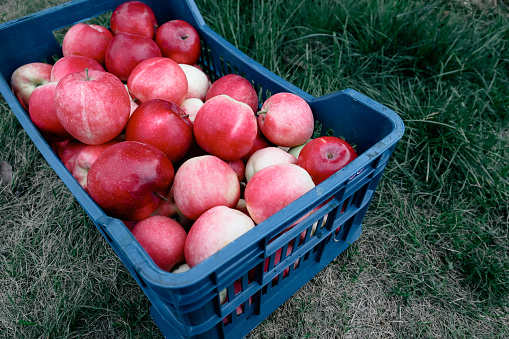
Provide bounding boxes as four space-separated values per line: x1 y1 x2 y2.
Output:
1 0 508 338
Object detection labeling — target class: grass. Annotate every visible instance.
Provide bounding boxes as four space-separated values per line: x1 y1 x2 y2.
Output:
1 0 508 338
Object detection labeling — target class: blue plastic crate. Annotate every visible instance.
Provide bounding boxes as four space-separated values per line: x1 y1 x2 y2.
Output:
0 0 405 338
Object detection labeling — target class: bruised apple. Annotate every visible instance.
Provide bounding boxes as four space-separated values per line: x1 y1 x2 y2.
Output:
87 141 174 221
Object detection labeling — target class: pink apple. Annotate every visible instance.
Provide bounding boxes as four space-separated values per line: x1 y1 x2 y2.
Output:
58 139 87 172
297 136 358 185
205 74 259 113
151 185 194 230
258 92 314 147
131 215 187 272
177 63 210 101
51 139 70 160
194 95 257 160
244 163 315 224
87 141 175 221
28 81 73 141
125 99 194 163
50 55 105 83
180 98 203 122
10 62 53 111
226 158 246 183
55 69 130 145
241 125 273 162
185 205 255 268
155 20 201 65
72 138 121 191
127 57 188 105
62 23 113 65
104 33 162 81
245 147 297 182
110 1 158 39
173 155 240 220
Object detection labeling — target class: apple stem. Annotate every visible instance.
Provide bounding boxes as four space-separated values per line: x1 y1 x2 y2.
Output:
181 114 189 118
153 192 168 202
85 68 90 81
181 34 189 40
256 109 267 116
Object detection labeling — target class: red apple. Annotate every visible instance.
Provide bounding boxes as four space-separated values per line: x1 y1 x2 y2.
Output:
122 220 137 231
10 62 53 111
54 69 130 145
87 141 174 221
173 155 240 220
180 98 203 122
226 158 246 183
28 81 73 141
72 138 121 191
62 23 113 65
125 99 194 163
258 92 314 147
178 63 210 101
185 205 255 268
155 20 201 65
241 125 273 162
193 95 257 161
110 0 158 39
244 163 315 224
205 74 259 113
50 55 105 82
131 215 187 272
245 147 297 182
297 136 358 185
104 32 162 81
51 139 70 160
127 57 188 105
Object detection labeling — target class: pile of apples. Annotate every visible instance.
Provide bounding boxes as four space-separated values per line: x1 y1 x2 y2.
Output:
10 1 358 278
